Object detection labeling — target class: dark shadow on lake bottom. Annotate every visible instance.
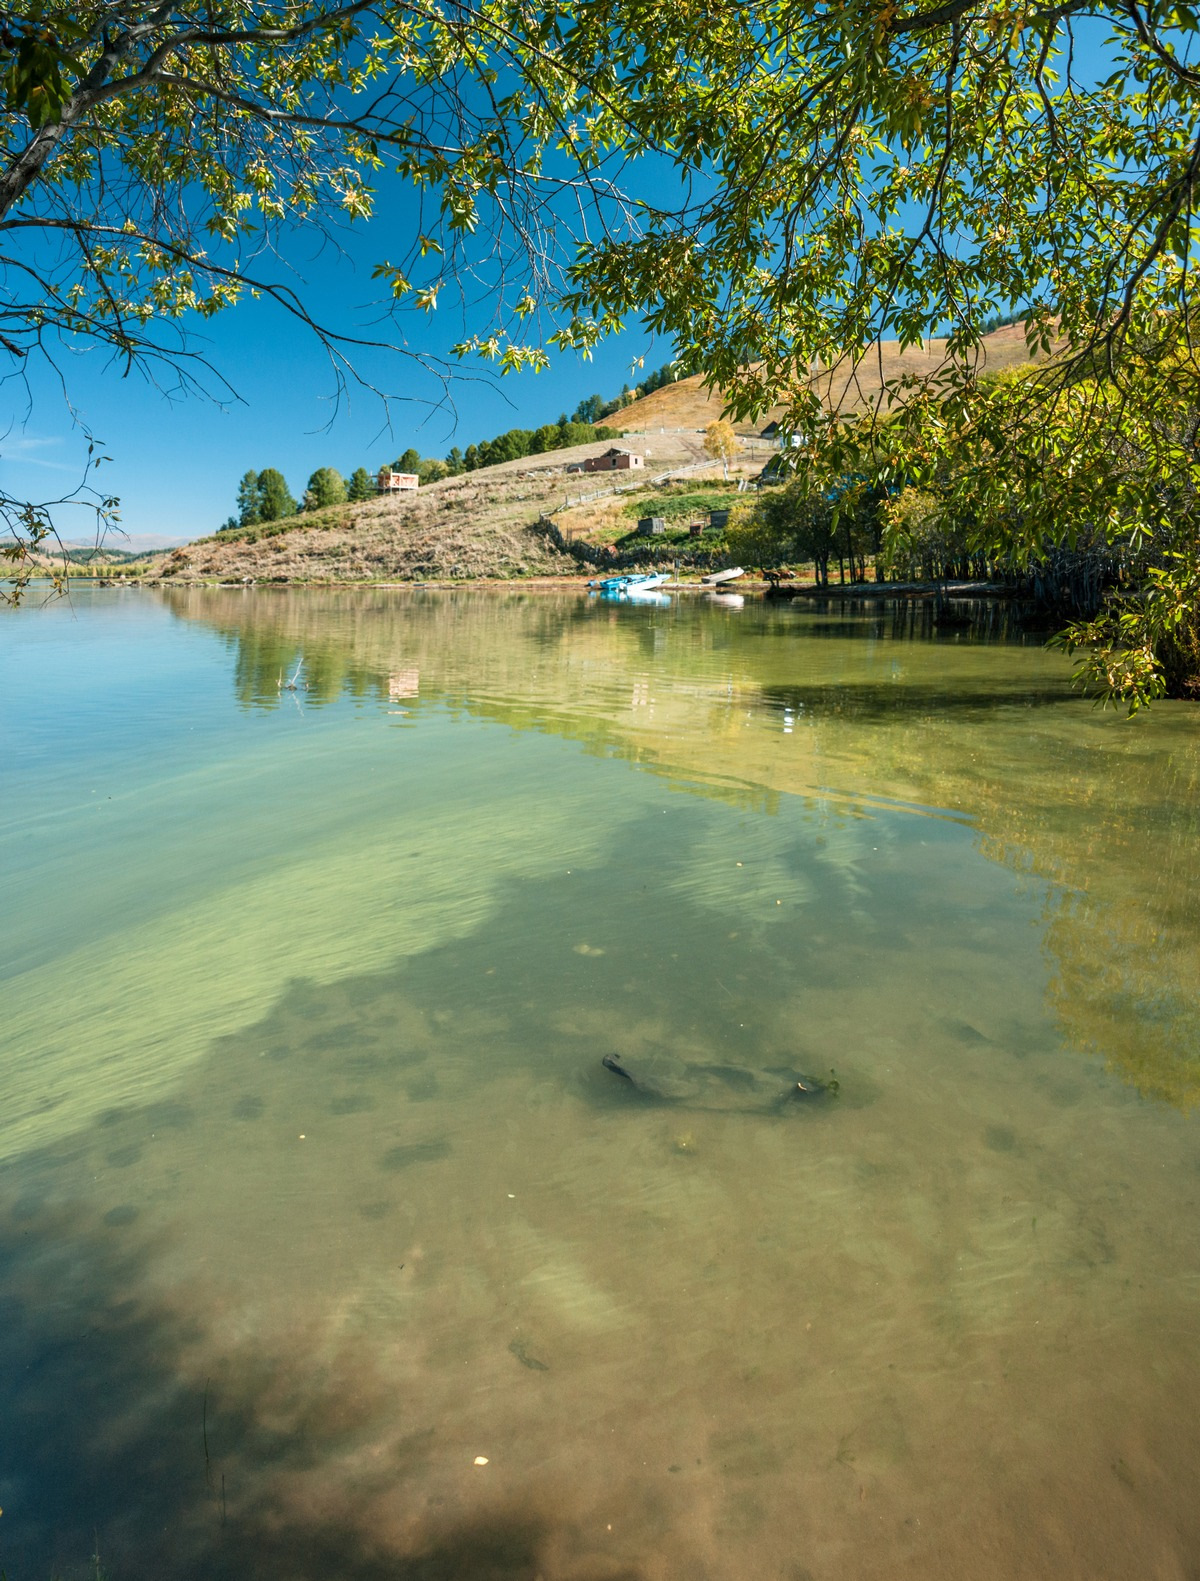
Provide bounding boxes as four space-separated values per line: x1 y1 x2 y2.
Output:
0 1203 637 1581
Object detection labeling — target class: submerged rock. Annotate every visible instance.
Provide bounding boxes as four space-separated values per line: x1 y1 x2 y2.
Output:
601 1052 829 1112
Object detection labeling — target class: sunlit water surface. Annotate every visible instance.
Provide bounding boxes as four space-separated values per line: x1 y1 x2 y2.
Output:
2 586 1200 1581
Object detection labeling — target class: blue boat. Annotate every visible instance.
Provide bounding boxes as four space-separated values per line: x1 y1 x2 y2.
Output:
587 573 642 591
587 572 670 594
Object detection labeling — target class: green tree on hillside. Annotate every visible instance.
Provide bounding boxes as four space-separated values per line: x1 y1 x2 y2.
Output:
305 467 347 510
235 470 262 529
529 425 561 454
392 449 422 477
480 429 532 466
445 448 465 476
346 467 376 503
257 469 296 524
636 364 679 399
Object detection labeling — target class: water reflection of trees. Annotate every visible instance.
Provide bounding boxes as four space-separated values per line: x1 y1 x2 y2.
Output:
162 587 1200 1109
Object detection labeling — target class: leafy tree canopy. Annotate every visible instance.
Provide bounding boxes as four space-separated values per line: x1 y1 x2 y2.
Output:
703 419 738 478
540 0 1200 702
235 469 261 528
257 468 296 523
4 0 1200 699
305 467 347 509
346 466 376 502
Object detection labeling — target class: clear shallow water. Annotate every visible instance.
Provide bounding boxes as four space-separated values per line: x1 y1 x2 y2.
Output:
2 585 1199 1581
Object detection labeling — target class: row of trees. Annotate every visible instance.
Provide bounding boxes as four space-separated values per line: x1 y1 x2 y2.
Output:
224 415 622 529
226 466 378 530
389 364 681 488
724 482 884 590
396 414 618 483
727 475 1011 591
726 474 1044 592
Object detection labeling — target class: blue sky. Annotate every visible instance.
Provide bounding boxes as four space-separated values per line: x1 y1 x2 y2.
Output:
1 210 670 549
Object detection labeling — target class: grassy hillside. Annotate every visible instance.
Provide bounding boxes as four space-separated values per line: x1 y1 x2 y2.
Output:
810 320 1039 413
147 325 1038 585
616 378 786 434
149 431 755 584
617 321 1039 431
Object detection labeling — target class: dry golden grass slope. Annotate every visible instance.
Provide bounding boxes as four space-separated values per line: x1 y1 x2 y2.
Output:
617 321 1038 431
150 326 1036 585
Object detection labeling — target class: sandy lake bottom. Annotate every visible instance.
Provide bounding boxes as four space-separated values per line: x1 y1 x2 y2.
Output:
2 586 1199 1581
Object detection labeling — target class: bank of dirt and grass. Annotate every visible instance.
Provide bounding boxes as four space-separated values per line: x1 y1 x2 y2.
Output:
141 431 773 586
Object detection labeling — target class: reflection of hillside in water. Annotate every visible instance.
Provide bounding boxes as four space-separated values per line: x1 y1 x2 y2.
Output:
163 587 1200 1108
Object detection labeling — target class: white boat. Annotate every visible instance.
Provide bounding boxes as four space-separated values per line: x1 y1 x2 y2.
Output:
700 566 745 586
625 572 670 592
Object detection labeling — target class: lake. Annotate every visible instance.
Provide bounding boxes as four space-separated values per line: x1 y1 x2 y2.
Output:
2 584 1199 1581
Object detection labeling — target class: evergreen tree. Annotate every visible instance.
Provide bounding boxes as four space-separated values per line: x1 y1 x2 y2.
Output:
463 445 479 472
393 447 422 475
305 466 347 509
529 426 560 454
445 447 464 475
560 421 598 447
236 469 262 527
636 363 678 398
487 429 532 464
257 468 297 522
346 466 376 502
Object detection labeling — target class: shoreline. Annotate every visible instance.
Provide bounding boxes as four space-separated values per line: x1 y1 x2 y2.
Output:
60 572 1016 596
